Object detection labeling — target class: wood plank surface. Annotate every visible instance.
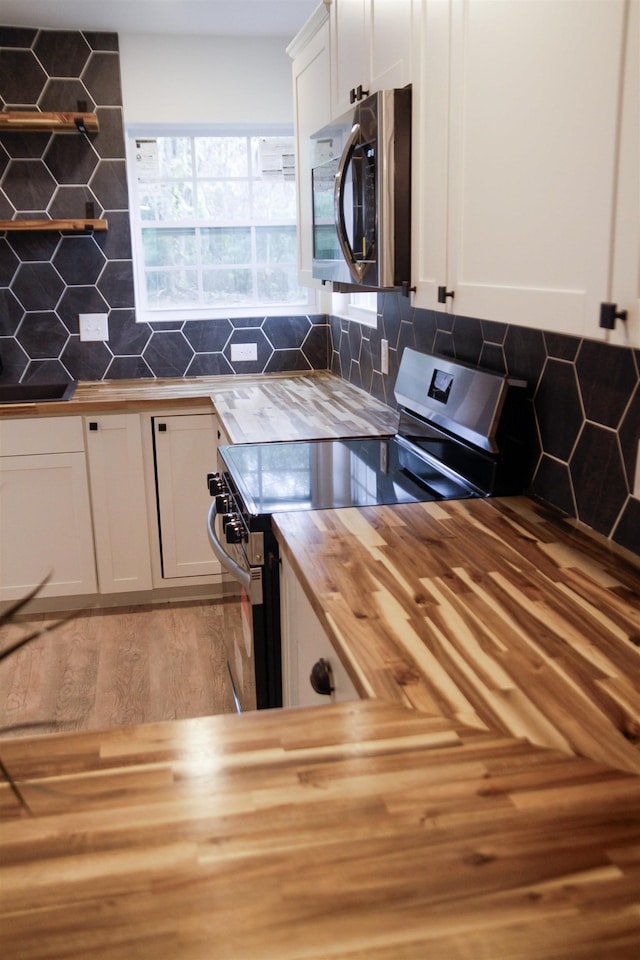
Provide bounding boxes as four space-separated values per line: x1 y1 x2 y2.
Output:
274 497 640 773
0 373 399 441
1 700 639 959
0 601 239 738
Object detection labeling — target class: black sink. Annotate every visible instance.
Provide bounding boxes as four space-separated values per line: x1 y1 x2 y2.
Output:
0 381 76 404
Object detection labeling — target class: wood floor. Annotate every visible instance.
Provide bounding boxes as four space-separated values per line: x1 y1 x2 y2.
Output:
0 599 241 739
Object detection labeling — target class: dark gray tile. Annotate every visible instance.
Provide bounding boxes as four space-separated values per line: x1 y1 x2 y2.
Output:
16 310 68 358
0 239 18 284
12 261 64 311
187 353 233 377
0 336 28 379
531 457 576 517
44 134 99 185
576 340 639 429
0 49 46 103
0 289 24 335
61 335 112 379
2 159 56 209
105 355 154 379
81 52 123 106
107 309 151 355
97 260 134 308
39 78 94 113
90 159 129 210
53 235 106 284
263 314 310 349
534 359 583 460
570 423 628 536
612 497 640 556
143 331 194 377
57 286 109 332
264 350 311 373
183 318 232 353
34 31 92 78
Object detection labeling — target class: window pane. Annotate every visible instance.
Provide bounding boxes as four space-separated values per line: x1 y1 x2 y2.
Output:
142 228 196 267
257 267 306 304
195 137 248 177
197 181 250 220
255 225 297 263
252 180 297 220
201 227 251 264
139 182 194 221
155 137 193 178
203 268 253 305
146 269 199 306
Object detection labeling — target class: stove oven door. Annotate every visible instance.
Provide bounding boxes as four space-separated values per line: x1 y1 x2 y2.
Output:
207 501 281 711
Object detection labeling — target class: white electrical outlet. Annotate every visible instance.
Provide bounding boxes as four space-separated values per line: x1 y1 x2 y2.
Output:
79 313 109 341
380 338 389 375
231 342 258 362
634 440 640 498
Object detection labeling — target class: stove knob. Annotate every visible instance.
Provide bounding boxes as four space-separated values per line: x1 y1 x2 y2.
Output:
207 472 225 496
215 494 232 514
225 518 245 544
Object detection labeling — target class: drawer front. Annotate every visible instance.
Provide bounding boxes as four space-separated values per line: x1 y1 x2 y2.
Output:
0 416 84 456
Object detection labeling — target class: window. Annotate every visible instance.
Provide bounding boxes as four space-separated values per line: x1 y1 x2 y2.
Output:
127 129 313 322
331 290 378 328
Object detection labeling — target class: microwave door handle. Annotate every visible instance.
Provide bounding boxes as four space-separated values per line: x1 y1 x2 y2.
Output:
334 123 365 283
207 501 252 593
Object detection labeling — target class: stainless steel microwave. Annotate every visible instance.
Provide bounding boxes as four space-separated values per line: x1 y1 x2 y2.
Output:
310 86 411 290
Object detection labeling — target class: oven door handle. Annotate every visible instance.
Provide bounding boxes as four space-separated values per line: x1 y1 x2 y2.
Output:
207 501 252 594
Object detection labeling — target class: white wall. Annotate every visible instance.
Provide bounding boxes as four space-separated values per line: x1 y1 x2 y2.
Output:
119 33 294 126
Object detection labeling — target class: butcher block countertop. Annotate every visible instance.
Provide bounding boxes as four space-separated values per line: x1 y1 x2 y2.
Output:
274 496 640 775
0 372 399 442
2 699 640 959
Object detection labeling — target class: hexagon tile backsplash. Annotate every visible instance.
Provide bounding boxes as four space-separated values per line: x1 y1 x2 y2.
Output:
0 26 330 383
0 26 638 561
330 297 640 559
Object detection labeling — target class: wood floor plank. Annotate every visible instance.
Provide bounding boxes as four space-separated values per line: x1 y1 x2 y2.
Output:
0 600 239 738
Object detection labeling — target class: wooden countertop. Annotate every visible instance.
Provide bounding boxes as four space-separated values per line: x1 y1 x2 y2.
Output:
0 373 398 442
274 496 640 775
2 698 640 959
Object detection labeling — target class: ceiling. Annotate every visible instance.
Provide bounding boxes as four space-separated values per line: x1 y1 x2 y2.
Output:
0 0 320 39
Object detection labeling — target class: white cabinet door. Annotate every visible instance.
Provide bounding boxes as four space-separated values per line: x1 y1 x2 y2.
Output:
290 10 331 288
85 414 153 594
153 413 221 580
330 0 413 117
280 553 359 708
413 0 635 344
0 417 96 602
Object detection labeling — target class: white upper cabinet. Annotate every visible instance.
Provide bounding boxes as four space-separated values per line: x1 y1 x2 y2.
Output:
288 6 332 287
413 0 638 346
330 0 413 117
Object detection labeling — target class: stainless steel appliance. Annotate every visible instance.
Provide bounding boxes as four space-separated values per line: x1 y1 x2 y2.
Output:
207 349 528 711
310 87 411 289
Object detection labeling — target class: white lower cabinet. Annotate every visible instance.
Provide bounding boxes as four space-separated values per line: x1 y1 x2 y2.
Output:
151 412 222 582
84 414 153 594
0 417 97 602
280 552 359 708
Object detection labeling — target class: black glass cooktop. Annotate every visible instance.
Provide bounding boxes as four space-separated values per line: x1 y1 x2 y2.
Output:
219 437 477 517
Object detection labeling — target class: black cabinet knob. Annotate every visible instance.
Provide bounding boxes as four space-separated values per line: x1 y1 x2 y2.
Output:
437 285 455 304
89 421 98 431
157 422 167 432
599 302 628 330
310 658 334 696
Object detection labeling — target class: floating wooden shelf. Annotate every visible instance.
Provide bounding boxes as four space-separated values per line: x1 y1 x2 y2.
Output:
0 111 99 133
0 218 108 233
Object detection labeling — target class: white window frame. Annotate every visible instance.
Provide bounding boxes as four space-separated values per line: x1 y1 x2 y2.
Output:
126 124 318 323
331 290 378 328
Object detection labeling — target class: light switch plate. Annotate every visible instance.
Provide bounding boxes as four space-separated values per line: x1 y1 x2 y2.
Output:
380 339 389 375
79 312 109 341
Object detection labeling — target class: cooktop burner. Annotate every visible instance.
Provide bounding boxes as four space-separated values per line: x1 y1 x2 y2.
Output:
219 434 478 517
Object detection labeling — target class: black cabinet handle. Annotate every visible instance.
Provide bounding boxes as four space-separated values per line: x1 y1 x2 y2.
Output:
599 302 628 330
89 421 98 431
310 658 334 696
437 285 455 304
158 423 167 432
